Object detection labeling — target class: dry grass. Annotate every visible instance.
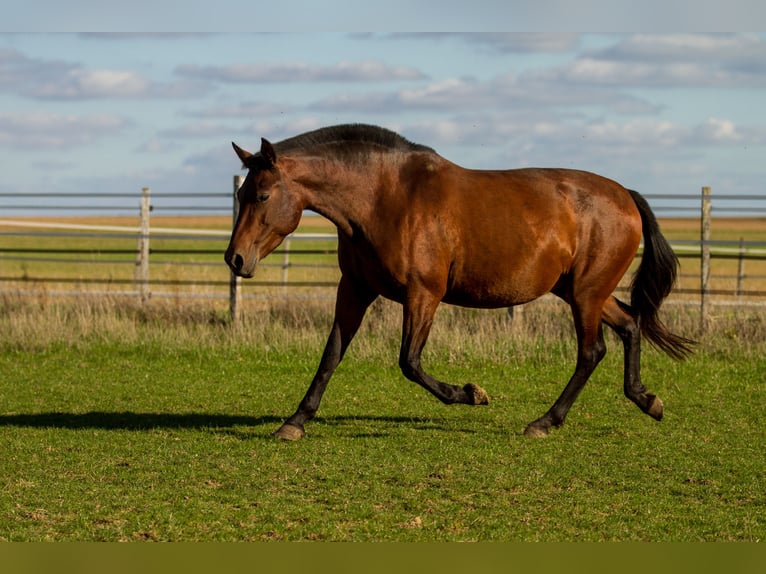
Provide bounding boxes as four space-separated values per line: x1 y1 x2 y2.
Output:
3 291 764 362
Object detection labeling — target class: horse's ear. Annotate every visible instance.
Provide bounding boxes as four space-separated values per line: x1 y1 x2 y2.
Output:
232 142 253 167
260 138 277 166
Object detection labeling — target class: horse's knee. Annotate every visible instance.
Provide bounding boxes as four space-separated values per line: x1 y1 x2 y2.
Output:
594 337 607 362
582 337 606 368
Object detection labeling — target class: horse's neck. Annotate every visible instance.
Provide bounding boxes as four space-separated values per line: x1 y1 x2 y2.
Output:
289 155 381 237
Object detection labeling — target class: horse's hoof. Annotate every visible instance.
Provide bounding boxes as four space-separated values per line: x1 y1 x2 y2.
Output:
273 423 305 441
523 423 549 438
464 383 489 405
646 395 664 421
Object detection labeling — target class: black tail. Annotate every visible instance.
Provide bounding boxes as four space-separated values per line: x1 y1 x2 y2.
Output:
628 189 696 360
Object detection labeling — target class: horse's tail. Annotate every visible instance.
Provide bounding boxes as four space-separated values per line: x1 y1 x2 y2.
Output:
628 189 696 360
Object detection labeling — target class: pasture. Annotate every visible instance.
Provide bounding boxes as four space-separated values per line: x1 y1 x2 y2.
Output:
0 214 764 541
0 294 764 541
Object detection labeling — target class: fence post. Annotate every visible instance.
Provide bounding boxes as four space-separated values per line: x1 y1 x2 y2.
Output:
700 186 711 333
281 237 291 294
136 187 151 304
736 237 745 301
230 175 243 323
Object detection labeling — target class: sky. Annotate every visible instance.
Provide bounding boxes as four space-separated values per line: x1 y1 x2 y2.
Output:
2 28 766 216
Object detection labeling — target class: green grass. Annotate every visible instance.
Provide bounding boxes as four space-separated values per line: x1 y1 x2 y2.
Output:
0 297 764 541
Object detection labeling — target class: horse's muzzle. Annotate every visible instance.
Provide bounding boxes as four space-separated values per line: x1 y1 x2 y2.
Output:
225 247 256 278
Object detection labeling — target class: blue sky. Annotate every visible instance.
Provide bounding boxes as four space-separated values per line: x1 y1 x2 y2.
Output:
2 30 766 214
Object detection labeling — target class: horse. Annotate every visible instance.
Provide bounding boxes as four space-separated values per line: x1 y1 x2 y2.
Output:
225 124 694 440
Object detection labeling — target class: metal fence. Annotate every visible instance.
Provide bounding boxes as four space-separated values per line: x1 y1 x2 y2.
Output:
2 181 765 328
0 177 339 311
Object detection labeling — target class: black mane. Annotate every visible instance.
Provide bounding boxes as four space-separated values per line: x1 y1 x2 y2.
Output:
272 124 435 156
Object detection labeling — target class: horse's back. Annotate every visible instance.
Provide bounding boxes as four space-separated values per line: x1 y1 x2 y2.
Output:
425 162 643 307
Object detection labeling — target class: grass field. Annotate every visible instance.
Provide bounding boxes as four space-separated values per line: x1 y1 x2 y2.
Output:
1 214 765 541
0 294 764 541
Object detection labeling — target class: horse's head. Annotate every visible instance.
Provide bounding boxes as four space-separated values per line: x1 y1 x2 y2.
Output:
224 138 304 278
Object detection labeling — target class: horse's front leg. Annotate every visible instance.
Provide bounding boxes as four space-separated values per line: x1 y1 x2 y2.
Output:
274 276 377 440
399 291 489 406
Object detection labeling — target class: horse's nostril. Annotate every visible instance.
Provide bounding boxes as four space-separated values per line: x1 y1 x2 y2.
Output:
225 248 244 271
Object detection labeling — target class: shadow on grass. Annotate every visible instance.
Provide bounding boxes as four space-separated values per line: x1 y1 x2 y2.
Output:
0 411 281 431
0 411 481 437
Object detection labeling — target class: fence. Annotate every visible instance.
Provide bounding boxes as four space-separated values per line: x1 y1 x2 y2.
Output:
0 176 339 308
2 182 766 331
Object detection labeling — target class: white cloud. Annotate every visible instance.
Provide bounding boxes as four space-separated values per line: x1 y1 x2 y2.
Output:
581 119 686 147
537 33 766 88
605 33 766 62
0 48 206 100
310 73 660 116
692 117 766 145
0 112 129 149
400 113 766 168
30 69 151 99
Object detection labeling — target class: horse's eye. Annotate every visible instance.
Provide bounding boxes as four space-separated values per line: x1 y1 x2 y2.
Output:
255 193 270 204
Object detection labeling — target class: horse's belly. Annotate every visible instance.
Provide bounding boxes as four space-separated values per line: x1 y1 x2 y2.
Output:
443 274 555 308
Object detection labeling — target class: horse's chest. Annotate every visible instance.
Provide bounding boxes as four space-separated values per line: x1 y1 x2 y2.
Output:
337 236 410 301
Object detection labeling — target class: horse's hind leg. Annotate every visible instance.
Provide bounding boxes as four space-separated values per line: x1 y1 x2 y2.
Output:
399 290 489 406
274 275 377 440
601 296 663 420
524 299 606 437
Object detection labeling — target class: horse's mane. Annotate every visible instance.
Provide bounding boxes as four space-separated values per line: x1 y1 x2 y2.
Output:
272 124 435 157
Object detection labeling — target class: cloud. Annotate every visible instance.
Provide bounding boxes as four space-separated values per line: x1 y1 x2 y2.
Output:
534 33 766 88
0 48 73 95
0 48 206 100
693 117 766 145
0 111 129 149
400 113 766 165
310 73 661 116
31 68 152 99
603 33 766 62
175 60 428 83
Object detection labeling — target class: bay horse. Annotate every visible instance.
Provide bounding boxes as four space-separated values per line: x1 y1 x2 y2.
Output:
225 124 694 440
